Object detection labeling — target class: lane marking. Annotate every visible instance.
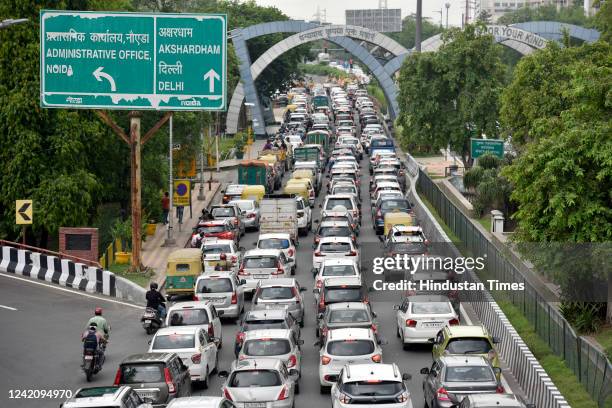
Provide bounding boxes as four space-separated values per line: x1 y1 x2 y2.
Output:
0 272 141 310
0 304 17 311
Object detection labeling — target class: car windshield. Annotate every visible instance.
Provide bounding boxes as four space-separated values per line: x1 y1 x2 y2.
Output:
343 381 403 396
322 265 355 276
233 201 253 211
244 256 277 269
371 139 394 148
326 199 353 210
152 333 195 350
168 309 209 326
319 226 351 237
196 278 233 293
243 320 288 331
230 370 282 387
212 208 235 217
445 366 495 382
329 309 369 323
258 287 295 300
388 242 427 255
334 187 356 195
203 245 232 254
120 364 164 384
320 242 351 253
381 200 410 211
446 338 493 354
327 340 374 356
200 225 226 234
411 302 452 314
258 239 290 250
296 200 305 210
324 287 362 303
243 339 291 356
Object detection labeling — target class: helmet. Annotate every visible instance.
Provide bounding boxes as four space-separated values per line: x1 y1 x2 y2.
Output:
94 307 103 316
150 282 159 290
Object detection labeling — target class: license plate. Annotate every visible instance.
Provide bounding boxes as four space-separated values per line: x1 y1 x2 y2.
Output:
423 322 443 328
254 275 268 279
137 392 156 399
144 319 151 323
211 298 225 303
245 403 266 408
84 356 93 360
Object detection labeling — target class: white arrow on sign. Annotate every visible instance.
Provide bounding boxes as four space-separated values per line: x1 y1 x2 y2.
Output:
203 69 220 93
93 67 116 92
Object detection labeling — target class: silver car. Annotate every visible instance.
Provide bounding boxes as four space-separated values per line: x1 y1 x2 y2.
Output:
219 359 299 408
230 199 260 231
194 273 246 320
251 278 306 326
234 329 304 377
62 386 153 408
239 249 291 293
167 396 236 407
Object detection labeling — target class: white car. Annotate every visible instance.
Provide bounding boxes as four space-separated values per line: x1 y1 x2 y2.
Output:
296 196 312 236
239 249 291 293
233 329 304 376
322 195 360 225
148 326 218 387
228 199 260 231
313 258 361 291
201 238 242 273
166 397 234 408
394 294 459 349
330 363 413 407
165 301 223 348
194 272 246 320
313 236 360 271
318 328 383 391
255 233 297 275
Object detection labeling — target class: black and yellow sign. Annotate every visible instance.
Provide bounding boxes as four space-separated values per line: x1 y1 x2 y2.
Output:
173 180 191 207
16 200 33 225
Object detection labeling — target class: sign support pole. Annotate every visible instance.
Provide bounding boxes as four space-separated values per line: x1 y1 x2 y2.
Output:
215 113 220 173
198 126 205 200
208 123 213 191
129 111 142 271
22 225 26 245
165 114 176 247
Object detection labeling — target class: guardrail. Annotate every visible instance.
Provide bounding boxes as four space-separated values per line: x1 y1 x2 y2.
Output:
0 239 101 269
416 167 612 407
99 238 122 270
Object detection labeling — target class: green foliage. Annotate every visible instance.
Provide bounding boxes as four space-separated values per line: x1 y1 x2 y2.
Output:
497 4 590 26
560 302 604 334
388 14 444 50
397 23 506 167
366 84 388 115
477 152 502 170
463 166 484 191
298 63 349 79
593 0 612 43
110 218 132 251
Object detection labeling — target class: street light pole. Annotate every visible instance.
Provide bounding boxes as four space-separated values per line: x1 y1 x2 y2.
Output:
415 0 422 52
445 3 451 29
164 115 175 246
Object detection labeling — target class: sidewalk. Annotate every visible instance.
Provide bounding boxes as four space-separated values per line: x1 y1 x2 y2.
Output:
142 181 220 282
214 139 266 169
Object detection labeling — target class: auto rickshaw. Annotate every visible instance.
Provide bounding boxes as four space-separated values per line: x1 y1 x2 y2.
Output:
283 181 309 204
241 184 266 202
165 248 203 299
383 212 415 236
292 169 315 190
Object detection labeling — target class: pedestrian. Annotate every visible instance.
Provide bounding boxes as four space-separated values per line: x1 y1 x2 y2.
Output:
177 205 184 225
161 192 170 225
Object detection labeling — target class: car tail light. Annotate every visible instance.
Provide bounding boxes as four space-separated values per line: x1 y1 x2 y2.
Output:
113 368 122 385
191 353 201 364
348 250 357 256
321 355 332 365
164 367 177 394
318 294 326 313
376 210 382 218
272 266 284 275
406 319 417 328
247 213 256 218
223 388 233 401
397 391 409 403
316 279 323 288
288 248 294 257
231 291 238 304
496 385 505 393
449 318 460 325
231 255 237 263
238 266 249 275
371 354 382 363
314 251 322 256
208 324 215 338
321 326 328 337
220 253 227 260
233 218 239 225
192 294 198 301
314 236 320 244
339 392 351 404
310 190 315 197
277 385 289 400
371 324 378 333
436 387 449 401
287 354 297 368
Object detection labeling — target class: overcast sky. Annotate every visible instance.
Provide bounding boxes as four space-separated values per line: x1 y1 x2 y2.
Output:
254 0 466 28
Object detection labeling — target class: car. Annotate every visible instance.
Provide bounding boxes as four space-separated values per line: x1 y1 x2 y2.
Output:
166 396 237 407
313 236 360 271
318 208 359 235
251 278 306 326
194 273 246 320
255 233 297 275
222 184 246 204
229 199 260 231
394 294 459 349
166 301 223 348
201 238 242 273
148 326 219 387
235 309 301 357
114 353 192 405
61 386 153 408
421 356 504 408
317 301 377 339
454 394 535 408
331 183 360 202
315 276 368 316
322 195 360 224
330 363 412 407
431 325 501 370
192 219 238 247
239 249 292 293
317 328 384 392
296 196 312 236
210 205 245 237
371 181 402 201
234 329 304 377
219 359 299 407
384 225 426 246
373 197 412 235
313 258 361 290
314 220 357 247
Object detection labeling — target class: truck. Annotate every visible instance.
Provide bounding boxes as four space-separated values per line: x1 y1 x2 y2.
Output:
259 194 298 242
238 160 274 193
293 146 322 168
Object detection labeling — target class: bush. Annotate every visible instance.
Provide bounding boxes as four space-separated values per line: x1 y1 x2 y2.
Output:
477 152 502 169
560 302 605 334
463 166 485 191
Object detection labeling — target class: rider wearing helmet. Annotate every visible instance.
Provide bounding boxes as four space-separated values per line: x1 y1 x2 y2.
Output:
146 282 167 318
87 307 110 340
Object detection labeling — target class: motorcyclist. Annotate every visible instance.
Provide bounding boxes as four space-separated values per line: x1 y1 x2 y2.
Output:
81 322 106 367
146 282 167 319
87 307 110 341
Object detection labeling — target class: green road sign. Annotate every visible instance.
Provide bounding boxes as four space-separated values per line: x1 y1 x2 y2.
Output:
471 138 504 159
40 10 226 111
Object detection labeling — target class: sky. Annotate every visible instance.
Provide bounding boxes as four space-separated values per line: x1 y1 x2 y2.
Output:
254 0 467 29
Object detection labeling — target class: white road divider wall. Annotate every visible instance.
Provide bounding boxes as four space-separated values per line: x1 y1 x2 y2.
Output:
403 152 570 408
0 245 146 305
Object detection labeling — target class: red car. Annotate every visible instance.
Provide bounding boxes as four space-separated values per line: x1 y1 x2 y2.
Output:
191 219 238 247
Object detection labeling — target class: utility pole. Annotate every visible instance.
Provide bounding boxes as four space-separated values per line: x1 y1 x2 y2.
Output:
465 0 470 27
215 113 220 173
164 114 175 246
129 111 142 269
445 3 451 29
415 0 422 52
197 125 205 200
434 9 443 28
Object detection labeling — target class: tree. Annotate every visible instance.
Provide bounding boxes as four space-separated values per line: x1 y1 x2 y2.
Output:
397 23 506 167
497 4 590 26
389 14 444 50
476 10 493 24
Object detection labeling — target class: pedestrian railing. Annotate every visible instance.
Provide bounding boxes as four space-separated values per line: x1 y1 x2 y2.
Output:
417 168 612 407
99 238 123 270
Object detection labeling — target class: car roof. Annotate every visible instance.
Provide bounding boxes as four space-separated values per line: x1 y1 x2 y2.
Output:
201 219 228 226
245 309 289 319
229 199 255 205
439 355 490 366
319 236 353 244
121 352 176 364
244 329 293 341
232 358 283 371
324 276 362 286
343 363 402 382
245 249 282 257
167 301 213 312
256 278 298 287
320 221 350 227
155 326 200 336
167 396 226 408
467 394 524 407
444 324 489 338
327 301 369 311
391 225 421 232
63 386 128 407
202 238 235 245
258 233 291 240
405 294 450 303
321 258 358 266
327 327 374 341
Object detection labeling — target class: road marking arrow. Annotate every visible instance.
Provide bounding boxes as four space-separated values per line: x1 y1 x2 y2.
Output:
18 202 31 221
203 69 220 93
93 67 116 92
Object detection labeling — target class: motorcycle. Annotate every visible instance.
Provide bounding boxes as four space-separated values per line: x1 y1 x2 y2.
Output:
82 346 104 382
141 307 163 335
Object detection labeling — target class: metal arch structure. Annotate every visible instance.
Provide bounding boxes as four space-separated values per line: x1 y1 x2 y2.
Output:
228 22 409 136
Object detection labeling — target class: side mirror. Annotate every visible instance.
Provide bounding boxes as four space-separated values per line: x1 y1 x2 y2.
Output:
318 204 323 209
147 339 152 345
492 336 500 344
493 367 502 376
218 370 229 378
297 339 305 346
240 279 247 285
420 367 430 375
300 287 307 292
288 368 299 380
392 305 400 311
217 310 225 316
372 311 377 318
317 313 324 320
402 373 412 381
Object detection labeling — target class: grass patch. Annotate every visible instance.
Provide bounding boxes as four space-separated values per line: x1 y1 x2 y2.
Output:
420 195 600 407
478 216 492 232
108 263 154 288
594 326 612 360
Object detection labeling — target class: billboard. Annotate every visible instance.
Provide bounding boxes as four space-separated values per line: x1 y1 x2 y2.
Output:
345 9 402 33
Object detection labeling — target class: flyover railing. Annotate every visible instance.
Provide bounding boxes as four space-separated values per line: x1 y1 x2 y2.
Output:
0 239 101 269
